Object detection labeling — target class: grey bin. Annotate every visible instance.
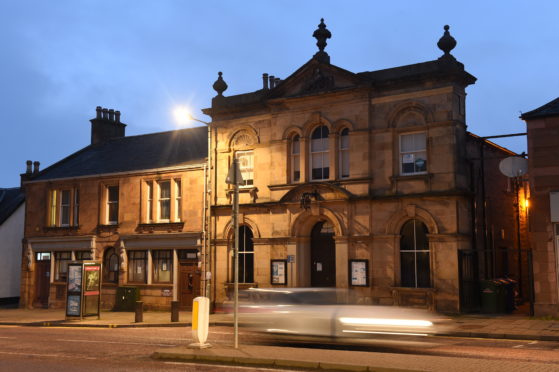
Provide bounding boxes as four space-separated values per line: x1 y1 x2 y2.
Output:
114 286 140 311
480 280 506 314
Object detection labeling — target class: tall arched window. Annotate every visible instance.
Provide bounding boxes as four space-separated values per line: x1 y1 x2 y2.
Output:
400 219 430 288
103 247 119 283
311 125 329 180
339 128 349 178
237 225 254 283
291 134 301 182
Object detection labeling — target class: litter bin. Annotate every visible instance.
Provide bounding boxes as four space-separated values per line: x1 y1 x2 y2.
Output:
500 278 516 313
480 280 505 314
114 286 140 311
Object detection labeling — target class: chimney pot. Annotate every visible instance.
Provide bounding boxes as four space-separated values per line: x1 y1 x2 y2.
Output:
26 160 32 174
33 161 40 174
115 111 121 123
269 75 275 89
102 108 109 120
275 77 280 86
109 109 115 121
96 106 102 119
262 73 269 90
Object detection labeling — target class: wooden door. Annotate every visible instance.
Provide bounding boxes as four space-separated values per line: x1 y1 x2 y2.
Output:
35 260 51 308
178 263 200 310
311 221 336 287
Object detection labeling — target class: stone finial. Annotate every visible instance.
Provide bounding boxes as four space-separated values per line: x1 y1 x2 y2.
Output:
212 71 228 97
437 25 457 57
312 18 331 64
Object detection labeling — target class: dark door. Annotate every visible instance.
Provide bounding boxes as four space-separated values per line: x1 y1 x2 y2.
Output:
311 221 336 287
178 263 200 310
35 260 51 308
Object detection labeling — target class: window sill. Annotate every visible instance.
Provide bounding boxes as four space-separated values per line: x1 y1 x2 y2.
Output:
136 222 184 233
226 187 259 203
98 224 119 233
391 173 431 181
43 226 79 234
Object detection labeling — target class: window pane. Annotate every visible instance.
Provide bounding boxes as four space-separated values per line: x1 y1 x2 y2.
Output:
416 252 430 288
55 251 71 281
128 251 146 283
153 250 172 283
160 200 170 220
73 189 79 226
312 152 322 169
108 186 119 202
236 151 254 187
292 135 300 154
341 150 349 177
340 129 349 149
109 203 118 223
160 181 170 199
400 252 415 287
75 251 91 260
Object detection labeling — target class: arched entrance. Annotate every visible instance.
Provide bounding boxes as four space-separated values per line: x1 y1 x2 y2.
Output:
310 221 336 287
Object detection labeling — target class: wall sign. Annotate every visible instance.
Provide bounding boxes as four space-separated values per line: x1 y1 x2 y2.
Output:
271 259 287 285
349 259 369 287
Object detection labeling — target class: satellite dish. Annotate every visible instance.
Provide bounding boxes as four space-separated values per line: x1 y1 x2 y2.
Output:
499 156 528 178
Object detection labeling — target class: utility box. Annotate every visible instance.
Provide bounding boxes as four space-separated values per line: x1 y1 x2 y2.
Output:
114 286 140 311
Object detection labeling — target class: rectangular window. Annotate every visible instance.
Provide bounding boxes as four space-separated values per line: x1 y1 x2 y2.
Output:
107 185 119 224
400 132 427 175
36 252 51 261
236 151 254 187
292 137 300 182
55 251 72 282
175 179 182 222
159 181 171 221
153 250 172 283
146 181 153 222
75 251 91 261
49 190 57 227
73 189 80 226
340 130 350 178
60 190 71 226
128 251 147 283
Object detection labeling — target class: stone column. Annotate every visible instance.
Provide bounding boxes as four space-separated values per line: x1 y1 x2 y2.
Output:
334 236 348 288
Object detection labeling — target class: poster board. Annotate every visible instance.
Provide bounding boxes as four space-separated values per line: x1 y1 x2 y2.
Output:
271 260 287 285
65 261 102 319
349 259 369 287
66 264 83 317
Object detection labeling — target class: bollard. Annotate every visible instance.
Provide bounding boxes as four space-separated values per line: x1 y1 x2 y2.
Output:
189 297 211 348
135 301 143 323
171 300 179 322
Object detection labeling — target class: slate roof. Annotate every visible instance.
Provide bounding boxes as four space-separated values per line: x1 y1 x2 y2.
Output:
520 97 559 120
32 126 208 181
0 187 24 225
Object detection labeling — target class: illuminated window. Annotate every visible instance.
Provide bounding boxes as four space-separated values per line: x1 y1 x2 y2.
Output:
153 250 172 283
400 219 430 288
291 135 301 182
48 188 79 227
175 179 182 221
400 132 427 175
311 125 329 180
339 128 349 178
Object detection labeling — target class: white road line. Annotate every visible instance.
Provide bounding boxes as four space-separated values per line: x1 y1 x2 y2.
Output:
0 337 14 339
163 361 296 371
56 338 176 347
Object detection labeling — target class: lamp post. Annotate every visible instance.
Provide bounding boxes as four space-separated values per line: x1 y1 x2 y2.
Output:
189 115 212 300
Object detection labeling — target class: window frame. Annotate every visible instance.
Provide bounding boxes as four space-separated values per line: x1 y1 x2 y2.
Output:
59 190 71 227
175 179 182 222
237 225 254 284
127 250 147 284
106 185 119 225
158 180 171 222
54 251 72 282
310 125 330 181
399 219 431 288
48 188 80 227
235 150 254 188
399 131 428 176
152 250 173 283
339 128 350 179
291 134 301 183
103 247 119 284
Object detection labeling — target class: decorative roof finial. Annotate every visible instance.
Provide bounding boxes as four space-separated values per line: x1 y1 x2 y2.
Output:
312 18 331 64
437 25 457 58
212 71 228 96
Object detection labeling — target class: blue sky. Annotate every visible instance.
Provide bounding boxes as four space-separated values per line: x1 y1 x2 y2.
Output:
1 1 557 186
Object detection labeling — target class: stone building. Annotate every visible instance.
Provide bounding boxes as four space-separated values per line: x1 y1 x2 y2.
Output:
203 21 521 313
20 107 208 310
521 98 559 316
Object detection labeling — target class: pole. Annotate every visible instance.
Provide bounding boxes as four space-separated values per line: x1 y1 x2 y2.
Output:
515 177 523 298
206 122 212 299
232 158 240 349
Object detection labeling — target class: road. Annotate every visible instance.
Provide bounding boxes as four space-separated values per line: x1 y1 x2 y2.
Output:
1 325 558 371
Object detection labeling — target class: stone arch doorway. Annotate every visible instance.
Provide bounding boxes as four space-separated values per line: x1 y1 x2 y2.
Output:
310 221 336 287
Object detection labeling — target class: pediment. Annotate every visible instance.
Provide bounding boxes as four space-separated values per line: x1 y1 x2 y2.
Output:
269 59 363 100
279 182 353 204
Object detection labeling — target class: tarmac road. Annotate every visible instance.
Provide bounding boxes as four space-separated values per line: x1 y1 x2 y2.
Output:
1 325 559 371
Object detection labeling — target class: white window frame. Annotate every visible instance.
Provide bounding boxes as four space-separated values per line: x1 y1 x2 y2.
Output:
235 150 254 188
73 189 79 226
107 185 119 225
175 179 182 222
399 131 427 176
146 181 153 223
310 125 330 181
339 128 350 179
158 180 171 222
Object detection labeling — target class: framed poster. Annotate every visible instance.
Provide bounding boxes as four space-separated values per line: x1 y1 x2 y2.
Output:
83 263 101 317
271 260 287 285
66 263 83 318
67 265 82 293
349 259 369 287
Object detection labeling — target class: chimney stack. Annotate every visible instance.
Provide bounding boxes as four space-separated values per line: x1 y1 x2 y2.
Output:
33 161 40 174
26 160 32 174
275 77 280 86
262 73 269 90
269 75 275 89
90 106 127 145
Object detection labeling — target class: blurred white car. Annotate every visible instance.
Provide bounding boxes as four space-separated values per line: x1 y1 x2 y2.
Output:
223 288 448 338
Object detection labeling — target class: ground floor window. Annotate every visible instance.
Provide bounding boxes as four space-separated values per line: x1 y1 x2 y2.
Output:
103 247 119 283
153 250 172 283
400 219 430 288
128 251 147 283
54 251 72 282
75 251 91 261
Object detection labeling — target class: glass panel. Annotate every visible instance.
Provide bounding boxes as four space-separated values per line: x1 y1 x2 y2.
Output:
340 128 349 149
175 179 182 221
36 252 51 261
239 253 254 283
128 251 147 283
108 203 119 223
160 181 170 199
415 220 429 250
107 186 119 224
75 251 91 260
400 252 415 287
293 154 300 182
60 190 70 226
108 186 119 202
416 252 430 288
50 190 57 226
153 250 172 283
312 152 322 169
341 150 349 177
147 181 153 222
55 251 71 281
292 135 300 154
159 181 170 220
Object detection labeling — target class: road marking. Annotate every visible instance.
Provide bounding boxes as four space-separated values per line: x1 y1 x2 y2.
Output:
57 338 176 347
163 361 296 371
0 336 14 339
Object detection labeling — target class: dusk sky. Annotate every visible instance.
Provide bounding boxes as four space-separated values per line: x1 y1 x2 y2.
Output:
1 1 557 187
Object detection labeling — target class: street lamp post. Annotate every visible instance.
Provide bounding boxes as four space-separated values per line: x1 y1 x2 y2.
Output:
189 115 212 300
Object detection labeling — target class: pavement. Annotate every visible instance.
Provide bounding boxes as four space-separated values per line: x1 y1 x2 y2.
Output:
1 307 559 371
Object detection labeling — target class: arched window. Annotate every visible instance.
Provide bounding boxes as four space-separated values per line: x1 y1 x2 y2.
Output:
311 125 329 180
400 219 430 288
339 128 349 178
237 225 254 283
291 134 301 182
103 247 119 284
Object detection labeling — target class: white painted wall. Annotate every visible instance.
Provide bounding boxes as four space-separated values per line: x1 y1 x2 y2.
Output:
0 203 24 299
